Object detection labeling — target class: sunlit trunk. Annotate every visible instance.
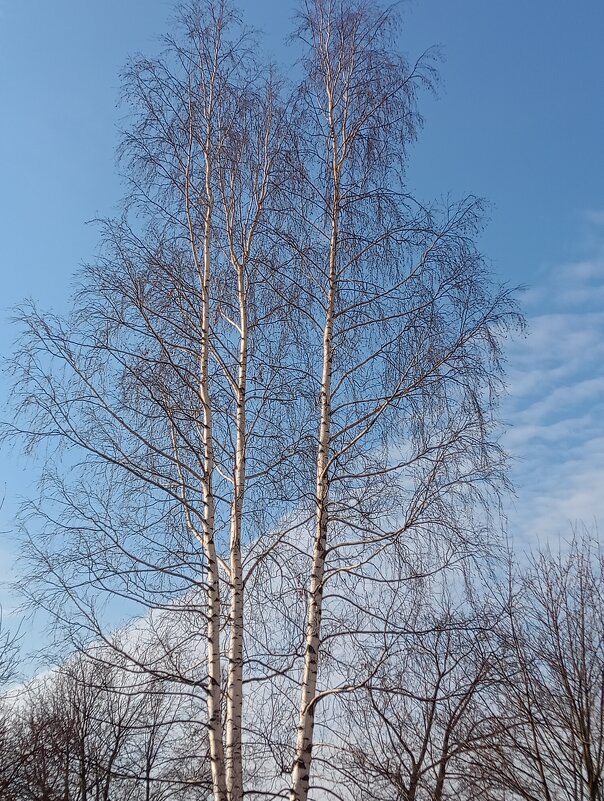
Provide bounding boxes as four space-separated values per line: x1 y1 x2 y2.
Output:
226 261 247 801
290 94 340 798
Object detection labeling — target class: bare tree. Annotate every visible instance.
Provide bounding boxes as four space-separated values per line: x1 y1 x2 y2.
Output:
0 647 211 801
8 3 290 800
0 704 25 801
4 2 521 801
329 583 498 801
0 609 21 798
281 3 519 799
473 533 604 801
0 609 18 689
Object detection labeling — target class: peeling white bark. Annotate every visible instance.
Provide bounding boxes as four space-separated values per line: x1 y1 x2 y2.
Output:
290 100 340 800
200 166 228 801
225 261 247 801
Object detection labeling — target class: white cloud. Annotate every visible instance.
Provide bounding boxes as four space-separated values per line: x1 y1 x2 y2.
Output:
504 234 604 545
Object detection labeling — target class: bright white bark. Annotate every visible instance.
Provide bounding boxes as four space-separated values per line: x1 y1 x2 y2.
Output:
200 215 227 801
289 320 333 801
225 259 247 801
200 105 230 796
184 57 227 798
290 98 340 799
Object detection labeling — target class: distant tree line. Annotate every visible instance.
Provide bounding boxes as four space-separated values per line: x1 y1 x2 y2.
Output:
1 535 603 801
0 650 211 800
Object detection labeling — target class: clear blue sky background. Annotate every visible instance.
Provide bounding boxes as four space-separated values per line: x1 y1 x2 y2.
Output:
1 1 604 649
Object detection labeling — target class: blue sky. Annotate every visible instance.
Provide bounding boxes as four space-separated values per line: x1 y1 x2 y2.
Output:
1 1 603 632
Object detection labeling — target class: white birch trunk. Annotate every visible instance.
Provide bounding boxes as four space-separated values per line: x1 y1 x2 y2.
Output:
290 147 339 801
185 97 227 800
184 153 227 801
200 187 228 801
225 263 247 801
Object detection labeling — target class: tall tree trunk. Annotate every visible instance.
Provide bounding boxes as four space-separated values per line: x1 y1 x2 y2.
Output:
200 182 227 801
290 127 340 801
185 89 228 798
225 262 247 801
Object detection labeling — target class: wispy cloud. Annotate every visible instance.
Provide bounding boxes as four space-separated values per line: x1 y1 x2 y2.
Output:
504 223 604 544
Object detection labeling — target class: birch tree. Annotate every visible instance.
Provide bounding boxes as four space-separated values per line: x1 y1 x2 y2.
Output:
7 3 291 801
4 2 521 801
283 3 519 800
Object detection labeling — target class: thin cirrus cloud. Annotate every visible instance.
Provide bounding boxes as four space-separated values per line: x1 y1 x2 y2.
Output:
504 220 604 544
